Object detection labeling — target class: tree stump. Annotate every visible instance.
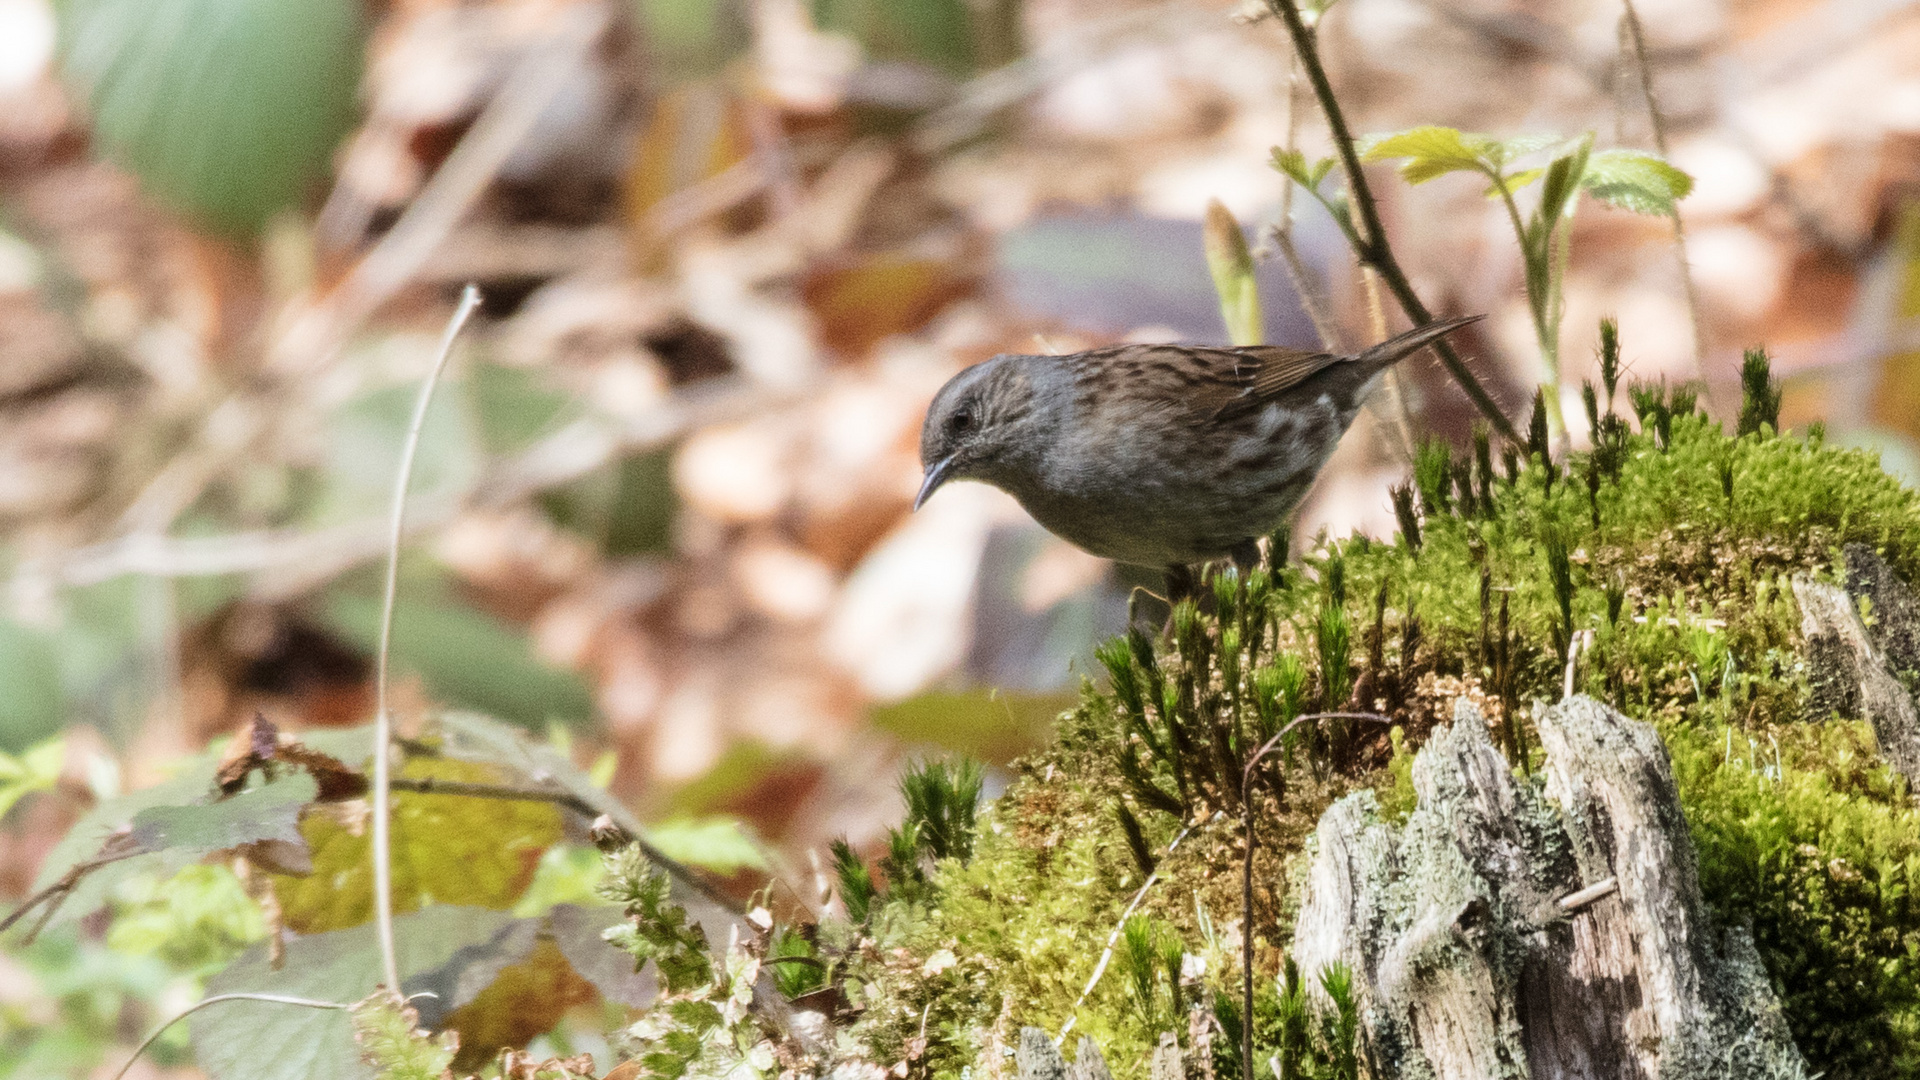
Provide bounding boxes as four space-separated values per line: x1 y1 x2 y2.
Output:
1289 696 1808 1079
1792 545 1920 786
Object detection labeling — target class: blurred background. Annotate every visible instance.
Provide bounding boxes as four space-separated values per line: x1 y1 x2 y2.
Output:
0 0 1916 1071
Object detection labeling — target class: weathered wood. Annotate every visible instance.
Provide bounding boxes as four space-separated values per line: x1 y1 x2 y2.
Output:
1794 571 1920 785
1017 1027 1066 1080
1067 1037 1112 1080
1289 696 1808 1079
1148 1032 1182 1080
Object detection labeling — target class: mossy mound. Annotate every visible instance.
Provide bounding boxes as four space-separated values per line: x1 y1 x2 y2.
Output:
604 361 1920 1080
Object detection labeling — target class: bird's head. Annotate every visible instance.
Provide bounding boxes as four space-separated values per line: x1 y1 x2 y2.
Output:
916 355 1040 510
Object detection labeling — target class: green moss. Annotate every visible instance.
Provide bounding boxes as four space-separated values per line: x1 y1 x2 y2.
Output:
1671 717 1920 1079
616 353 1920 1080
903 375 1920 1078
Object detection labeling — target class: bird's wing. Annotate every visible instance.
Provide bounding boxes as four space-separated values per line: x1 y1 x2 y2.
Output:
1062 343 1348 421
1241 345 1346 399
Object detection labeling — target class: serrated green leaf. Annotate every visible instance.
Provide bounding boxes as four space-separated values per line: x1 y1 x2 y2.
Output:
57 0 366 234
1484 168 1545 199
1360 125 1496 183
1269 147 1310 186
1582 148 1694 216
29 753 223 929
1487 133 1565 165
645 817 766 874
129 772 316 857
1309 158 1337 187
192 906 526 1080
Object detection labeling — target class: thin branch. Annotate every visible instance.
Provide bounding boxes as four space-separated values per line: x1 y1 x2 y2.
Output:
1057 812 1221 1040
1262 0 1518 442
373 285 483 994
0 839 145 939
110 993 349 1080
1620 0 1706 378
387 775 599 816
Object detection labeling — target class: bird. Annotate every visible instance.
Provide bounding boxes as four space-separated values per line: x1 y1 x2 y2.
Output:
914 315 1483 597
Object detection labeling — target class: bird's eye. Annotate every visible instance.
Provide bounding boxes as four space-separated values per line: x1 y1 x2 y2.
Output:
949 410 974 434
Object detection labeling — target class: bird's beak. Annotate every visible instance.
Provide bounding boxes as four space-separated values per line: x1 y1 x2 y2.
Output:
914 456 956 511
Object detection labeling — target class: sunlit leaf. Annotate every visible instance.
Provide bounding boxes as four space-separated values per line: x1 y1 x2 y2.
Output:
1484 168 1544 199
57 0 365 233
129 772 316 857
192 906 526 1080
645 817 766 874
1360 125 1496 184
1581 148 1694 216
269 759 562 934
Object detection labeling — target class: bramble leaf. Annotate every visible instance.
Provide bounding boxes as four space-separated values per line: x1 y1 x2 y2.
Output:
193 906 526 1080
1360 126 1495 184
1484 168 1544 199
1581 149 1694 216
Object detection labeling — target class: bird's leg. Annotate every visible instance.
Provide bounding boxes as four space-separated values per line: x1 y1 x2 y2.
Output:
1164 564 1197 605
1229 539 1262 575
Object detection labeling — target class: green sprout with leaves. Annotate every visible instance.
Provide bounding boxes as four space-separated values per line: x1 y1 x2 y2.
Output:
1351 127 1692 443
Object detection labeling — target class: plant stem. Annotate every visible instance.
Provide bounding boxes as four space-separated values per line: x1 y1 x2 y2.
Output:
1263 0 1517 442
111 993 348 1080
373 285 483 995
1620 0 1705 376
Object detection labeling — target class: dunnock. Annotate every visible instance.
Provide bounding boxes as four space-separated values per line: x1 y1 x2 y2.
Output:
915 316 1482 591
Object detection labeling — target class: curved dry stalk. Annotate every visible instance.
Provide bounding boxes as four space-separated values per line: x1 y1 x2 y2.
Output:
372 285 483 994
109 993 348 1080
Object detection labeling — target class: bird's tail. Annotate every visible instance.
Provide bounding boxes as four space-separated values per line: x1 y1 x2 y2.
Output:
1355 314 1485 375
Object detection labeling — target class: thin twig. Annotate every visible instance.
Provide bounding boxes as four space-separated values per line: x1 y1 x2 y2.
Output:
110 993 349 1080
0 840 145 939
373 285 483 994
1261 0 1517 442
1619 0 1705 379
1240 711 1391 1080
1057 812 1221 1040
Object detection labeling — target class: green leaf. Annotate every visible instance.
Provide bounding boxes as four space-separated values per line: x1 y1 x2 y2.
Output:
1536 140 1592 226
191 906 528 1080
1270 148 1337 192
1203 199 1262 347
0 736 64 821
644 817 767 874
129 772 316 857
29 754 223 929
1581 148 1695 216
1360 125 1496 184
1484 168 1544 199
57 0 366 234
